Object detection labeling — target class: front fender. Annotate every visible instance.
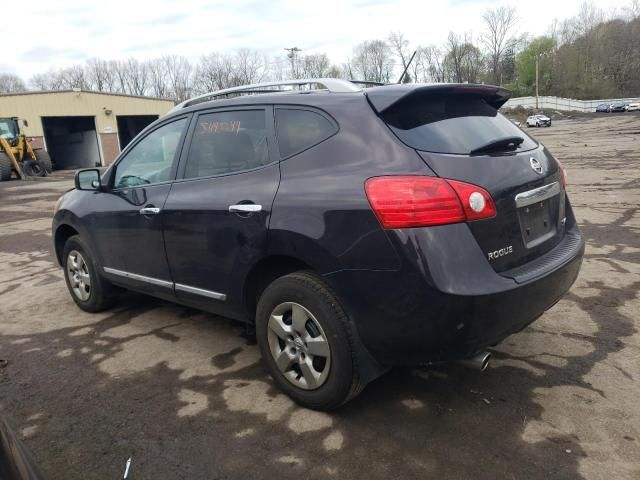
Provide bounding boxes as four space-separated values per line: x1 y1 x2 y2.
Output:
52 190 102 267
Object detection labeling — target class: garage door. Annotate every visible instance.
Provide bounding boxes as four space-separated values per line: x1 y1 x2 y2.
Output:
42 116 101 170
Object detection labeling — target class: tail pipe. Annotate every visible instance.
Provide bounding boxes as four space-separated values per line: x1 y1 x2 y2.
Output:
460 351 492 371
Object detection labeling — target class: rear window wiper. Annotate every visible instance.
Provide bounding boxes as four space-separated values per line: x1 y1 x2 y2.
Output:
469 136 524 156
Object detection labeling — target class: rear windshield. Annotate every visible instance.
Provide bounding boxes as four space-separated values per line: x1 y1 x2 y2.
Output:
381 93 538 155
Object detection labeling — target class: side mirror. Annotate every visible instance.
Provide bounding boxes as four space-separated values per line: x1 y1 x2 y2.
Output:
75 169 102 191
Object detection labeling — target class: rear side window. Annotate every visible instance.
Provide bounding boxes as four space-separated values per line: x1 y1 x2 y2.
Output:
184 110 270 179
275 108 337 158
382 93 537 155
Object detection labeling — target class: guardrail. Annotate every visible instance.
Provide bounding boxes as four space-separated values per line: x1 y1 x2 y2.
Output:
502 95 640 112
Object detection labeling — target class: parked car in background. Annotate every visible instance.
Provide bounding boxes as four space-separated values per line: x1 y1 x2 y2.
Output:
611 102 626 112
52 80 584 410
595 104 611 113
510 118 522 127
627 102 640 112
526 114 552 127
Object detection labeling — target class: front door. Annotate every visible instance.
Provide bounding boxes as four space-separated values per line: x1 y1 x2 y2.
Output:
162 107 280 317
90 116 190 297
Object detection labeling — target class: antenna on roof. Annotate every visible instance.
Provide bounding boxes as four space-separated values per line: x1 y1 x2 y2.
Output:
397 51 417 84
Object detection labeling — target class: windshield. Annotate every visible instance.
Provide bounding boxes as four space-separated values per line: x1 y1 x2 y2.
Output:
381 93 537 155
0 119 18 141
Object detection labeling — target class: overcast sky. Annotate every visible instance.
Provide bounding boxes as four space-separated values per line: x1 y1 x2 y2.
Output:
3 0 632 79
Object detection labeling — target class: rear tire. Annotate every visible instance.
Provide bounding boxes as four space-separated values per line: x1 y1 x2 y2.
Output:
21 159 45 177
0 152 12 181
256 271 365 410
62 235 119 313
34 150 53 173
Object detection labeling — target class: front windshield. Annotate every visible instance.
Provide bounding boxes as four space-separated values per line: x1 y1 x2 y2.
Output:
0 119 18 141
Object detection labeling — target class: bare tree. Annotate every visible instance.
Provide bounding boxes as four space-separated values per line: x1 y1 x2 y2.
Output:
193 53 235 94
0 74 27 93
625 0 640 18
301 53 331 78
85 58 115 92
444 32 483 83
481 6 519 84
124 58 150 95
162 55 193 101
351 40 394 83
575 1 605 36
234 49 268 85
110 60 129 94
388 32 413 80
418 45 446 82
147 58 169 98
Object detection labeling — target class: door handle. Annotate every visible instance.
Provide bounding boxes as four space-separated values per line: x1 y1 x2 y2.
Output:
139 207 161 215
229 204 262 214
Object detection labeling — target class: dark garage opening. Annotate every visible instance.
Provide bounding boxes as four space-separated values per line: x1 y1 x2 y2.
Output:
117 115 158 150
42 116 101 170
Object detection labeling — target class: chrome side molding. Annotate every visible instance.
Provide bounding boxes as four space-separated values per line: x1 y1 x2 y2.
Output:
104 267 173 288
515 182 561 208
103 267 226 301
175 283 226 301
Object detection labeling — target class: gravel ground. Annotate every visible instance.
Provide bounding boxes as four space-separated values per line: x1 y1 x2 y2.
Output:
0 114 638 480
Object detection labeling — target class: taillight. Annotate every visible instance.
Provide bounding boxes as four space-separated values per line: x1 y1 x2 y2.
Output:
365 176 496 229
556 160 567 188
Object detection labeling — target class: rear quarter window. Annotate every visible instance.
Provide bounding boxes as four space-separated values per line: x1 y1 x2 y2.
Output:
275 108 338 158
382 94 538 155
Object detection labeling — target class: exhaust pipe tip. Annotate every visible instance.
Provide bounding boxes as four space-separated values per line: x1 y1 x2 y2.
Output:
460 351 492 371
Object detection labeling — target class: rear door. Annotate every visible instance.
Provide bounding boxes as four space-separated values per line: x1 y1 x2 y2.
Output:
162 106 280 316
370 86 566 272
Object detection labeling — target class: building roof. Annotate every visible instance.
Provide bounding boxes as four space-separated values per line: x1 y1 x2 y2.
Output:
0 89 175 103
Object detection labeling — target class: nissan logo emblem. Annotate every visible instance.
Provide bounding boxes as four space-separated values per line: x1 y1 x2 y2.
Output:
530 157 544 174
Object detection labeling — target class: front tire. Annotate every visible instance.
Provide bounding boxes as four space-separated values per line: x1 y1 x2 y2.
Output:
34 150 53 174
62 235 118 312
256 271 364 410
0 152 12 181
21 159 45 177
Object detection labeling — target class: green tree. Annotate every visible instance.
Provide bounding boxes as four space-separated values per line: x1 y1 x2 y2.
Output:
515 36 556 96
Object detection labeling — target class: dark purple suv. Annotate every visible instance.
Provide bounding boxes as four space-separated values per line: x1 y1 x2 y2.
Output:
52 79 584 410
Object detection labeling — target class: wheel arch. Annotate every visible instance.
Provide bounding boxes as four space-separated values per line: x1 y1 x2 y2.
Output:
242 255 313 321
54 224 79 266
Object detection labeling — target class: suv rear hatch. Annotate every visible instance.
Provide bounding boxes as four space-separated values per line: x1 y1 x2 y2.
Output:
366 84 567 273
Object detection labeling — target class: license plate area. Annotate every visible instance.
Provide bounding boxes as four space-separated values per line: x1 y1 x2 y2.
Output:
515 182 561 249
518 200 556 247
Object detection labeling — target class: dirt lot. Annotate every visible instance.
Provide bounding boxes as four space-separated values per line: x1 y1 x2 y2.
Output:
1 114 638 480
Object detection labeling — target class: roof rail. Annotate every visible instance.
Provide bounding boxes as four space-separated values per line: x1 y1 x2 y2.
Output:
174 78 362 110
349 80 388 87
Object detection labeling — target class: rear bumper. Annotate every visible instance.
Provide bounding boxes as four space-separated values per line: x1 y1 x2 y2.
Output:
324 223 584 366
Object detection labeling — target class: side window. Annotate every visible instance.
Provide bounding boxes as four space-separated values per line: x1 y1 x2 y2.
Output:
184 110 269 179
275 108 338 158
114 118 187 188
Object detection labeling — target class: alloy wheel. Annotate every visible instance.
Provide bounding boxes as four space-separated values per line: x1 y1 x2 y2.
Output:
66 250 91 301
266 302 331 390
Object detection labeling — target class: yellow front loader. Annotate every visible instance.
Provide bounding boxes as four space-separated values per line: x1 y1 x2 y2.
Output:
0 117 52 181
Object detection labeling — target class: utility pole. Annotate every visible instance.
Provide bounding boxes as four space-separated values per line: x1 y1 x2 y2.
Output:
536 54 540 110
285 47 302 79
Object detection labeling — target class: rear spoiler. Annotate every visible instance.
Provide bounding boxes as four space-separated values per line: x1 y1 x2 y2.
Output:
365 83 512 113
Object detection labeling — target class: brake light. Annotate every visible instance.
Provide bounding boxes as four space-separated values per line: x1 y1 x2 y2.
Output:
365 176 496 229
